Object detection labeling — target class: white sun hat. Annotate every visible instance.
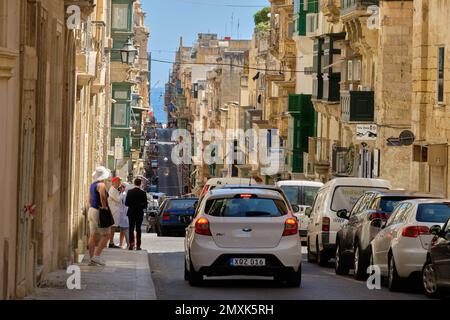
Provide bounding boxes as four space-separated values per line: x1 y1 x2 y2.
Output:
92 166 111 182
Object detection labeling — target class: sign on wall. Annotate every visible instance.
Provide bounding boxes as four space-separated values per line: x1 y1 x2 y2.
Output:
356 124 377 141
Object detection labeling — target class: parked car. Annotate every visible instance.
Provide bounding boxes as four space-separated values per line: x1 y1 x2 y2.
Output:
371 199 450 291
276 180 324 242
156 197 198 237
306 177 392 266
184 188 302 287
335 191 441 279
423 217 450 297
199 177 258 198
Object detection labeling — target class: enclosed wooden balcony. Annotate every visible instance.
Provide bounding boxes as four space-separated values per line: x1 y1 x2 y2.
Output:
340 90 374 122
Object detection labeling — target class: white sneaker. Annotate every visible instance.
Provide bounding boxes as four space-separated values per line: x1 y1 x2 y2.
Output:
91 256 106 266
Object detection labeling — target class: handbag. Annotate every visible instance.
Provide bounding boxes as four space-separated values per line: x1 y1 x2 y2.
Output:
99 207 115 228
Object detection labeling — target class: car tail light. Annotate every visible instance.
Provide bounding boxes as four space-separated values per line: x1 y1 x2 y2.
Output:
239 194 253 198
369 211 388 220
283 218 298 236
162 212 171 221
322 217 330 232
195 218 212 236
402 226 430 238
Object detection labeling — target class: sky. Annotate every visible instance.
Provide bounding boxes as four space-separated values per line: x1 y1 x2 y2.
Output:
141 0 269 89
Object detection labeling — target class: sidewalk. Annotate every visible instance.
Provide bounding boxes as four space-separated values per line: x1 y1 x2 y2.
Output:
25 249 157 300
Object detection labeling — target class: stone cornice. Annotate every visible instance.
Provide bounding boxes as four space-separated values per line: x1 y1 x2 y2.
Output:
0 48 19 79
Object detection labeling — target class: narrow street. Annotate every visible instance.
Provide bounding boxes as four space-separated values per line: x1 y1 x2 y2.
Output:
141 234 428 300
157 128 181 196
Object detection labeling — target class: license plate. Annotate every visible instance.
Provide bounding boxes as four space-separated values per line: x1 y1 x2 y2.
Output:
229 258 266 267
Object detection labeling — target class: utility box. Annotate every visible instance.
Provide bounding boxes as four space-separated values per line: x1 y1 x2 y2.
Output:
428 144 448 167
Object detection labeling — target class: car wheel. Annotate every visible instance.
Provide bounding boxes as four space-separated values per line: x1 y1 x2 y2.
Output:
422 261 441 298
286 265 302 288
317 237 328 267
188 258 203 287
335 241 349 275
307 238 316 263
388 254 403 291
184 259 189 281
156 224 161 237
354 245 367 280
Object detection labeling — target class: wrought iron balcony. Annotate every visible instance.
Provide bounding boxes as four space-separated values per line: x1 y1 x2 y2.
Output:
340 90 374 122
340 0 379 17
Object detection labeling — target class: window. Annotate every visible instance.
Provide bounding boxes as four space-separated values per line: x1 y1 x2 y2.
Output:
114 90 129 100
347 60 353 81
438 47 445 104
0 0 6 47
112 3 129 30
113 103 127 126
331 186 389 212
205 198 288 217
416 203 450 223
165 199 198 210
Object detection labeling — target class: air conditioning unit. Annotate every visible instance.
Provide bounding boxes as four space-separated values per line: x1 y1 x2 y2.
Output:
306 13 318 36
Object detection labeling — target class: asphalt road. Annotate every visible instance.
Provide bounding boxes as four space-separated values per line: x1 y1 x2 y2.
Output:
157 128 181 196
141 233 432 300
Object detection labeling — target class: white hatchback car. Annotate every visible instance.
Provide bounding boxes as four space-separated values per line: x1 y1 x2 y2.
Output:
371 199 450 291
184 188 302 287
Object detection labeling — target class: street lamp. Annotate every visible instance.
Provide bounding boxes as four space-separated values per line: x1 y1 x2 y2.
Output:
120 37 138 65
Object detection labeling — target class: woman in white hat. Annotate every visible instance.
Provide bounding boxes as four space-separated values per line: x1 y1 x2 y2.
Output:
87 166 111 266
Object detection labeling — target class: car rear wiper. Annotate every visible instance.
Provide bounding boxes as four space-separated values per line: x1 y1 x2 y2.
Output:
245 211 272 217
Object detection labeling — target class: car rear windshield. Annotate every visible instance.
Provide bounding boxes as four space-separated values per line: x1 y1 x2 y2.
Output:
280 186 320 207
380 197 414 213
331 186 389 212
165 199 197 210
205 197 288 217
416 203 450 223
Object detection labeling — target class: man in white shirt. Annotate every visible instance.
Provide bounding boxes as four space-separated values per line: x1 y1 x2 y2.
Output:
107 177 123 248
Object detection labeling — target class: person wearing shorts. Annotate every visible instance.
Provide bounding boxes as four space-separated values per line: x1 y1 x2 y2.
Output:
87 166 111 266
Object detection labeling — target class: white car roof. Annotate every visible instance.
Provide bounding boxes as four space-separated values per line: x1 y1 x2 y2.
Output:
208 188 284 200
322 177 392 189
206 177 258 186
276 180 324 187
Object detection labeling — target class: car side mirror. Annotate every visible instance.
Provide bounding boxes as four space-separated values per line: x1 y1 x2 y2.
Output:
292 205 300 213
337 209 349 219
305 207 312 217
429 225 442 236
370 218 384 229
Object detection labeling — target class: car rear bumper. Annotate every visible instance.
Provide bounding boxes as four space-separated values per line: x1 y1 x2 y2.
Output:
189 236 302 273
198 254 298 277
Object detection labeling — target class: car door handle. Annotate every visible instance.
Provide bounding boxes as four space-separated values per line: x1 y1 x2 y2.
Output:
242 228 252 232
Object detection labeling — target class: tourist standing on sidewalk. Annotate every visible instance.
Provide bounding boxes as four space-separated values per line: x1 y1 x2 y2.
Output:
119 183 130 249
125 178 148 251
107 177 122 249
87 166 111 266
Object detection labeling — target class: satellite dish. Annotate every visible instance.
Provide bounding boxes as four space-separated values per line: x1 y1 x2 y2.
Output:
399 130 415 146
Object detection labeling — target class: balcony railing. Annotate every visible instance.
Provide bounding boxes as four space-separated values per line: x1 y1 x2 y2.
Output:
340 90 375 122
340 0 379 17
